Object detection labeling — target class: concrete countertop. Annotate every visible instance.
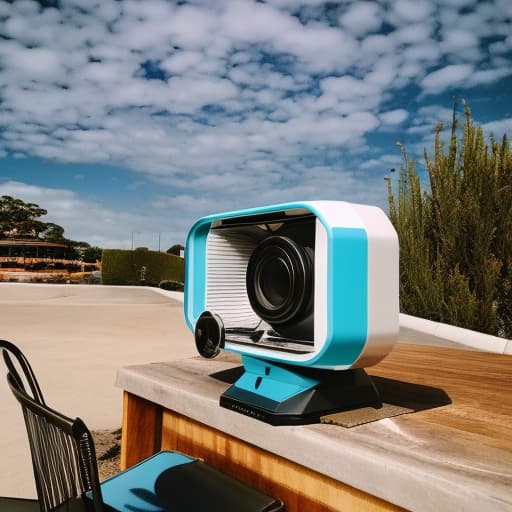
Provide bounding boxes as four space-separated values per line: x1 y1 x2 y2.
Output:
117 344 512 512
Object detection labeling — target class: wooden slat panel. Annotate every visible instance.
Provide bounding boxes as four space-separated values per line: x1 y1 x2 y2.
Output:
368 343 512 447
161 409 405 512
120 392 161 470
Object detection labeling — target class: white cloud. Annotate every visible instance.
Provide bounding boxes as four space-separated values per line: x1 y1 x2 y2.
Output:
320 75 382 103
359 34 396 59
161 51 204 74
402 43 442 63
466 67 512 87
2 45 64 81
421 63 512 95
222 2 359 73
339 2 383 37
437 0 476 7
439 2 510 40
407 105 454 136
280 23 358 73
365 55 400 87
392 23 434 45
389 0 435 24
489 35 512 55
421 64 474 94
441 29 482 61
359 153 402 171
481 118 512 137
442 29 479 53
164 4 218 50
222 1 296 43
380 109 409 126
495 0 512 16
166 77 239 112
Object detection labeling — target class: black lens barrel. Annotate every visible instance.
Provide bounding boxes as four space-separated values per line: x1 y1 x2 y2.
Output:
246 236 314 330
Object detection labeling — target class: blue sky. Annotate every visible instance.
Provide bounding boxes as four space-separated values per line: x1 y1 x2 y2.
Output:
0 0 511 250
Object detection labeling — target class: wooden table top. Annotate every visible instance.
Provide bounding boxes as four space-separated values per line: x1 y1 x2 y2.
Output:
369 343 512 452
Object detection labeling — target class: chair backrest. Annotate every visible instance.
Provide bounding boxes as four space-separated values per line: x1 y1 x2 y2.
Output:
1 341 105 512
1 340 45 405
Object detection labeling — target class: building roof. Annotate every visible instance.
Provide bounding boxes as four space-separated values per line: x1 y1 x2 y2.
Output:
0 239 68 248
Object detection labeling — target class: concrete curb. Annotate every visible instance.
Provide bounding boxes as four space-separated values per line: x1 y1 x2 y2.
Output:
146 287 184 302
399 313 512 354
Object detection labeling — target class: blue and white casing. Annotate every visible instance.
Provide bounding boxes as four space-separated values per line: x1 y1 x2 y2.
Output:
184 201 399 370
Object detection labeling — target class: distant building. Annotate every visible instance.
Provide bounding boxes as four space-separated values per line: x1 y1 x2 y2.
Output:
0 239 99 283
0 239 72 261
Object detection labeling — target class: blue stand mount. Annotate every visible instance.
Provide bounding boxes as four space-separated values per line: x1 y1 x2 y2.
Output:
220 356 382 425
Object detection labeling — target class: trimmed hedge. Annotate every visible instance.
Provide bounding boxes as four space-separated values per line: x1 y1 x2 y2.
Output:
159 279 185 291
102 248 184 287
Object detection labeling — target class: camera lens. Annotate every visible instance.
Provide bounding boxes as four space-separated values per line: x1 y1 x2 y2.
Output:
259 258 291 308
246 236 313 331
194 311 225 358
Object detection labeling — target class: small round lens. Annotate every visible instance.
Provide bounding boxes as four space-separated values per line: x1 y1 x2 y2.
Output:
194 311 225 358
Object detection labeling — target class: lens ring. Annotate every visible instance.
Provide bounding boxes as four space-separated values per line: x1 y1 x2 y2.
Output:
246 236 313 326
194 311 225 358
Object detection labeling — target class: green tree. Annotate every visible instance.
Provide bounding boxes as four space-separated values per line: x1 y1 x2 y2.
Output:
0 195 48 238
40 222 65 242
166 244 184 256
82 246 103 263
386 102 512 338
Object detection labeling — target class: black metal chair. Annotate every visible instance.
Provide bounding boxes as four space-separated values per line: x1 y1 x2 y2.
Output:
2 340 104 511
1 340 284 512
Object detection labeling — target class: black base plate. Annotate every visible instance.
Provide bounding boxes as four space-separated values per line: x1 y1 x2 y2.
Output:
220 367 382 426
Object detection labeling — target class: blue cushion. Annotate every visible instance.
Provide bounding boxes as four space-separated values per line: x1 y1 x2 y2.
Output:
92 451 196 512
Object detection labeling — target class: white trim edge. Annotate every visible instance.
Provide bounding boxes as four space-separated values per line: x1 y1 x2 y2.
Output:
399 313 512 355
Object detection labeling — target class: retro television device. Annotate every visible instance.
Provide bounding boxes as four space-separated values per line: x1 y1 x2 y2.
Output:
184 201 399 425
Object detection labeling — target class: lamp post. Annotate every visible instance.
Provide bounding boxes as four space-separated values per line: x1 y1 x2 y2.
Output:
131 231 161 251
131 231 141 250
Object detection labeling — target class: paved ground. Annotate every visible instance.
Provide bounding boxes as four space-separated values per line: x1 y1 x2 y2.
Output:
0 283 195 499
